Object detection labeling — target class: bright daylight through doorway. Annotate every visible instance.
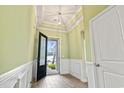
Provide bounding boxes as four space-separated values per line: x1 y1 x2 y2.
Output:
47 39 59 75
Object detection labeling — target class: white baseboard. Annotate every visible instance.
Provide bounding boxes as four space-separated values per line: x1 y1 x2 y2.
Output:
0 61 33 88
86 62 96 88
60 59 88 82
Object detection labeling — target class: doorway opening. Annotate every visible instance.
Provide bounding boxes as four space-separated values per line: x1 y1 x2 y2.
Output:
47 38 60 75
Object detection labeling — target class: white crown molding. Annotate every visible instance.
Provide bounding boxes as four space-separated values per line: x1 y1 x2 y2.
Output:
40 24 65 30
66 6 82 26
37 27 67 33
67 16 83 32
37 16 83 33
41 21 66 27
37 6 81 27
36 6 83 33
37 6 82 32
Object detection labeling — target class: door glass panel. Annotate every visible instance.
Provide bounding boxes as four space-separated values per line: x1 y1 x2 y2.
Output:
40 36 46 66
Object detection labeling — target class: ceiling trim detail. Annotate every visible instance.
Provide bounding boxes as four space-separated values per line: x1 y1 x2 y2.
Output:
37 27 66 33
67 16 83 32
36 5 81 27
36 5 83 33
37 16 83 33
66 6 83 26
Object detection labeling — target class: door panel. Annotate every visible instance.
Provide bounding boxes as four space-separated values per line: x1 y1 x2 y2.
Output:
104 72 124 88
37 32 47 81
39 36 46 66
91 6 124 87
93 6 124 61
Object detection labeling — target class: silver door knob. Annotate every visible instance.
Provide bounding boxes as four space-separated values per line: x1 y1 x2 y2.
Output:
96 64 100 67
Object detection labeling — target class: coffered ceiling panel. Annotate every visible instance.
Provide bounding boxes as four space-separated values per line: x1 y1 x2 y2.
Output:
36 5 80 25
36 5 81 32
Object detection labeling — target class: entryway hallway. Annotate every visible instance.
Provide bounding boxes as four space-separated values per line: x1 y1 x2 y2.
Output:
2 5 123 88
32 74 88 88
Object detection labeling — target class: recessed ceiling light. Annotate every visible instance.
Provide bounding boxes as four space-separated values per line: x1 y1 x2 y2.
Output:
58 22 61 24
58 12 62 15
54 19 57 21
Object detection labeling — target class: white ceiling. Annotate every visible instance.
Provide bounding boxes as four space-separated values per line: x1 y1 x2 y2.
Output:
36 5 81 27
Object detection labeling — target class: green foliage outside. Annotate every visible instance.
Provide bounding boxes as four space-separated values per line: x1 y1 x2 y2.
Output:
48 63 56 69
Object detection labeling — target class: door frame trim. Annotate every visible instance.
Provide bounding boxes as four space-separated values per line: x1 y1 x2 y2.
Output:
47 37 61 74
89 5 115 87
80 30 88 82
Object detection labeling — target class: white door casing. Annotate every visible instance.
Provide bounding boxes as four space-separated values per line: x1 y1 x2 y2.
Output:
47 37 61 74
90 6 124 88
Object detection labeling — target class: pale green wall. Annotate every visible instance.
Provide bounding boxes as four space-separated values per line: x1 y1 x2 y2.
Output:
67 5 108 60
83 5 108 61
68 21 84 59
29 6 36 60
67 7 84 59
39 30 69 59
0 6 36 74
0 5 109 75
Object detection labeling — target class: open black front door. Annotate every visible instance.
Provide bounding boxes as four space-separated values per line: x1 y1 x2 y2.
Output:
37 32 47 81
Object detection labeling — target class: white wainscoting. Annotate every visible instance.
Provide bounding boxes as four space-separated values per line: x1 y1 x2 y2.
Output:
60 59 88 82
70 59 82 80
85 62 97 88
32 59 37 82
0 61 33 88
81 61 88 82
60 59 70 74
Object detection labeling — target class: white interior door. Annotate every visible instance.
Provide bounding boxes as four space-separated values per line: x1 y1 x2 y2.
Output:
91 6 124 88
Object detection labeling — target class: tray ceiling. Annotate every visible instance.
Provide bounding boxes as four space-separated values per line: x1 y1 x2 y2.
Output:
36 5 81 28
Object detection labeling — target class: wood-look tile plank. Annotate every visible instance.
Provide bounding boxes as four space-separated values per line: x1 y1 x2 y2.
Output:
32 74 88 88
